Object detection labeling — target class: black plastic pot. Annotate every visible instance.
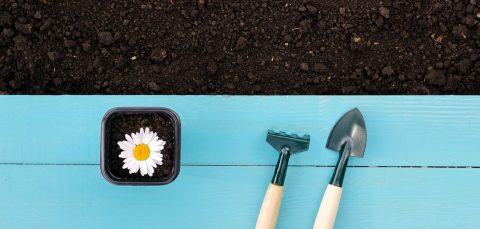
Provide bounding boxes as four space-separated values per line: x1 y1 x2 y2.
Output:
101 107 181 185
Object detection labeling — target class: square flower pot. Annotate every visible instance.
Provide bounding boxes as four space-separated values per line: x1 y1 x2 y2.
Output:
101 107 181 185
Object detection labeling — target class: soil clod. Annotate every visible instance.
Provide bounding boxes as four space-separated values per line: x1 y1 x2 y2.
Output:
148 82 161 92
235 37 248 51
14 22 32 34
207 60 218 76
425 69 446 86
379 6 390 18
382 66 394 76
300 63 309 72
97 31 113 45
150 48 167 63
313 63 327 73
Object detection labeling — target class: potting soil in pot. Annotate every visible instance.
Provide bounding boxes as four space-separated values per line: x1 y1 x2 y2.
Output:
107 113 175 181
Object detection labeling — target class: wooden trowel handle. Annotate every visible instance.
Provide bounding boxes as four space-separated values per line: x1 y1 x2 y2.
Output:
256 183 284 229
313 184 343 229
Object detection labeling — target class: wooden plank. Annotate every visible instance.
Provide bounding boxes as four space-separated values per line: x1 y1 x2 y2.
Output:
0 165 479 228
0 96 479 166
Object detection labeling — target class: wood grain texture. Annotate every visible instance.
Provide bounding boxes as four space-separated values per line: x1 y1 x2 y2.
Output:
256 184 284 229
1 96 479 229
0 96 479 166
0 165 479 229
313 184 343 229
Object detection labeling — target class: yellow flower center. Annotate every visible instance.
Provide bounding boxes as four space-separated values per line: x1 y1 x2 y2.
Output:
133 144 150 161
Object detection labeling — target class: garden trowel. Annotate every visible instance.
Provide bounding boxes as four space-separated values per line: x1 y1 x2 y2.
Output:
313 108 367 229
256 130 310 229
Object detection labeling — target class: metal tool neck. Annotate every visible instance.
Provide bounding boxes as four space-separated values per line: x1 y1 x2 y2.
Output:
271 147 291 186
330 142 351 187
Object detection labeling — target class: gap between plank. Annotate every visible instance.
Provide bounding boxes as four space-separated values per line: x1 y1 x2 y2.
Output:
0 163 479 169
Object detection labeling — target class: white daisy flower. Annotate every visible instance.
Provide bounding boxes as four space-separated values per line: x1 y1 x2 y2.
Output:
117 127 166 177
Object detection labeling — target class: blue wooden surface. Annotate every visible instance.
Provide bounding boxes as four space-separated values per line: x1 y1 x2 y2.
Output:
0 96 480 228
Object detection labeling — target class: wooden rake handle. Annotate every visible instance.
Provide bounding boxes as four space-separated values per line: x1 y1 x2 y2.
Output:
256 183 284 229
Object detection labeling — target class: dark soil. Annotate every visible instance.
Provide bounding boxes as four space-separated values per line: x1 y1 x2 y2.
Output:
106 113 175 182
1 0 480 94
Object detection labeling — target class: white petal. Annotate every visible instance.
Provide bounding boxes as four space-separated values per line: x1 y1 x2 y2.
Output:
139 128 145 140
118 141 133 151
153 158 163 165
148 143 160 149
130 133 136 144
123 140 136 148
146 158 157 168
123 156 135 164
148 140 163 149
149 138 162 145
125 134 134 144
141 132 146 143
150 145 164 151
145 127 150 135
122 162 128 169
123 158 135 169
148 136 159 146
117 141 125 147
148 134 155 144
144 132 154 145
142 131 150 144
128 159 136 168
147 163 154 176
130 161 140 174
150 152 162 160
123 159 135 170
151 151 163 157
159 139 167 146
150 151 163 157
119 150 132 158
117 141 126 150
140 161 147 176
132 133 140 145
159 140 166 146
